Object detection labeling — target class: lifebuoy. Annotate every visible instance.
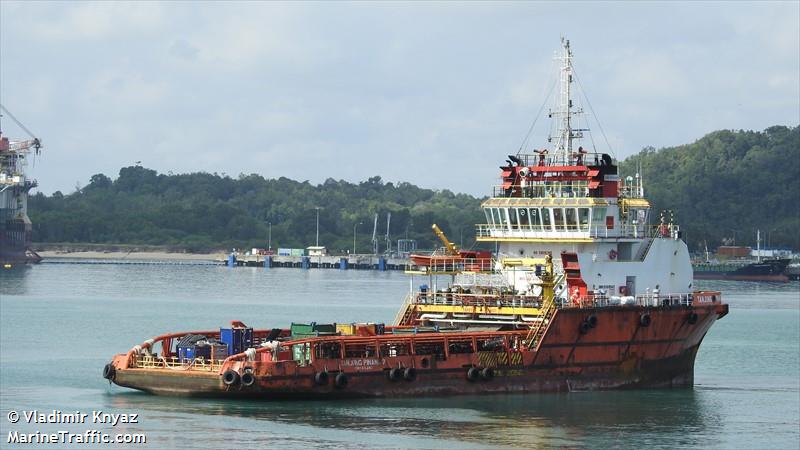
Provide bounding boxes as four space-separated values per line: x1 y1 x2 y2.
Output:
314 371 329 385
608 249 618 260
102 363 115 380
403 367 417 382
241 371 256 387
466 367 480 382
480 367 494 381
335 372 348 389
640 313 652 327
222 370 240 386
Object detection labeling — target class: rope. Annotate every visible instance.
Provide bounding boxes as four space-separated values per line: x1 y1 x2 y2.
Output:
0 104 39 140
517 59 559 155
571 66 616 159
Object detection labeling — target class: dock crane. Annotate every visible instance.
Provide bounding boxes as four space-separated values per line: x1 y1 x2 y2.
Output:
384 212 391 256
370 213 379 255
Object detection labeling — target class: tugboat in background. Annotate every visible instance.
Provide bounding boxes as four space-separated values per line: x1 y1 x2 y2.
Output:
0 104 43 266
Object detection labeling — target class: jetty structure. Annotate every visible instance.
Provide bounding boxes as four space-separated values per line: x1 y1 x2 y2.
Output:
0 105 42 265
103 39 728 398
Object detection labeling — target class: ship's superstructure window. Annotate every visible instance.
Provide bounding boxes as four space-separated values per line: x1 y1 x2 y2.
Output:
566 208 577 231
553 208 565 231
579 208 590 232
542 207 553 231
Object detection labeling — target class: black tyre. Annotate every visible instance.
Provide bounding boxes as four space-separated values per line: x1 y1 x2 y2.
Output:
222 370 240 386
466 367 480 382
315 371 329 385
480 367 494 381
102 363 115 380
335 372 348 389
579 321 591 334
403 367 417 382
241 371 256 387
687 312 699 324
640 313 652 327
388 368 402 382
587 314 598 328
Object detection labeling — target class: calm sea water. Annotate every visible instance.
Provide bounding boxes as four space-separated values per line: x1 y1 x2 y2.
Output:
1 262 798 449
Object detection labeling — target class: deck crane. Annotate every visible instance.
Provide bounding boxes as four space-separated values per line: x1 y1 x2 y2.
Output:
0 104 42 155
431 224 459 255
370 213 379 255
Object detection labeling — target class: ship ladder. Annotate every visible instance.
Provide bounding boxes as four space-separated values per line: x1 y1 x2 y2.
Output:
525 296 557 350
393 293 416 326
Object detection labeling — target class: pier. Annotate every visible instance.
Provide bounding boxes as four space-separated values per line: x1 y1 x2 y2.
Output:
224 254 411 271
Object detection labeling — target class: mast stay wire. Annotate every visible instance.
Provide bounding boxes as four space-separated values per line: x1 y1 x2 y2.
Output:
571 66 616 160
0 103 39 141
516 59 559 156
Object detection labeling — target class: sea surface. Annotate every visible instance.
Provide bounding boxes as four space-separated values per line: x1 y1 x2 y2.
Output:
1 262 798 449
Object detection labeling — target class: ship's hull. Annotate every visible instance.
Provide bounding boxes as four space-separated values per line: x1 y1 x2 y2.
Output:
693 258 791 282
0 219 41 264
109 303 727 398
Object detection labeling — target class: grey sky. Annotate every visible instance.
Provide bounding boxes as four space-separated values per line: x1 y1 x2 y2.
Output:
1 1 798 197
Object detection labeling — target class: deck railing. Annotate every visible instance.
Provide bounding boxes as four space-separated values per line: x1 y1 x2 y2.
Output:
134 355 224 372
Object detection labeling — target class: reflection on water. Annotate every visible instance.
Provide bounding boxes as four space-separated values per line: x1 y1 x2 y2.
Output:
105 389 718 449
0 264 32 295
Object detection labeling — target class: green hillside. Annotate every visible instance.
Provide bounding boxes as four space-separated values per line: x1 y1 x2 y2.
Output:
28 125 799 253
29 171 485 253
619 125 799 250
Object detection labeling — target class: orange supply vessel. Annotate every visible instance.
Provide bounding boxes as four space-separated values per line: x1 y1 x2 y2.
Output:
103 39 728 398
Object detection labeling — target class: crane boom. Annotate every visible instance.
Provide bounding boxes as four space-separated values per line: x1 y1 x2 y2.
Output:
431 224 459 255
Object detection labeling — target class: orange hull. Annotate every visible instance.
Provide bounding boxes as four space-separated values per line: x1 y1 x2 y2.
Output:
109 302 727 398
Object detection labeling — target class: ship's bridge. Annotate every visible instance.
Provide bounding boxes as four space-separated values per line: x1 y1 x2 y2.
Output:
476 183 652 242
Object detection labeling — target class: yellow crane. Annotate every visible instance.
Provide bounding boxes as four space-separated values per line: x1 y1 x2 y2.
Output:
431 224 459 255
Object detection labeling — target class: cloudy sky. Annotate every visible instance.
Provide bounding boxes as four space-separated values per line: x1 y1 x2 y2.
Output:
1 1 798 196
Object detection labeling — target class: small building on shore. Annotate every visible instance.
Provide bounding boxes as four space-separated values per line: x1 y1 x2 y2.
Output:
307 246 327 257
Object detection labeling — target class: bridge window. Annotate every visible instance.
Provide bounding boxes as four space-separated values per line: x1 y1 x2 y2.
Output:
529 208 541 231
553 208 566 231
542 208 553 231
509 208 520 229
579 208 590 231
518 208 530 227
566 208 577 231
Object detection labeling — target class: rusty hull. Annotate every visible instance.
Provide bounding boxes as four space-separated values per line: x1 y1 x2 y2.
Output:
110 302 728 398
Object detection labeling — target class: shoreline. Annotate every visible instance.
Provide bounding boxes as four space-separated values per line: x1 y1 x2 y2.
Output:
37 250 222 261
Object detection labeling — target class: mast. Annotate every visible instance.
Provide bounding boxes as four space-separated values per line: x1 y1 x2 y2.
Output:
550 38 583 165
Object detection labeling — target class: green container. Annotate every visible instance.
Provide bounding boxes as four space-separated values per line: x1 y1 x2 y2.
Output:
291 323 315 335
